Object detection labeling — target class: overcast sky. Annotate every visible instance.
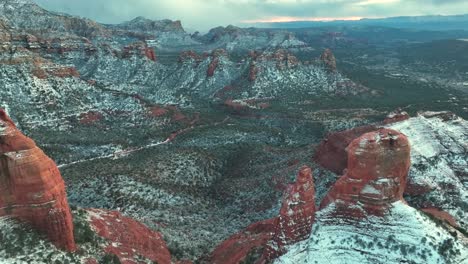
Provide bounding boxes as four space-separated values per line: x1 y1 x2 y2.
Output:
35 0 468 31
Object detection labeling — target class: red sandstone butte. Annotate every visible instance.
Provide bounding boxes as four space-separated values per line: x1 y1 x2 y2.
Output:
320 129 411 217
0 109 76 251
89 209 171 264
264 166 316 260
314 125 377 174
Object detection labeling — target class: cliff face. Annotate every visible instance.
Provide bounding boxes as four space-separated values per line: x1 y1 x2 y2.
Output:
205 166 316 263
276 127 467 264
314 112 467 230
314 125 377 174
320 129 411 216
0 109 76 251
265 166 315 260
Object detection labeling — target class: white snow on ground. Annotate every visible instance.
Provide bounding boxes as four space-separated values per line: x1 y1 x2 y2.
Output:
0 217 73 264
387 112 468 230
276 201 468 264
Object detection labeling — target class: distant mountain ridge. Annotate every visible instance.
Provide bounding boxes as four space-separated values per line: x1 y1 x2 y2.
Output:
251 14 468 31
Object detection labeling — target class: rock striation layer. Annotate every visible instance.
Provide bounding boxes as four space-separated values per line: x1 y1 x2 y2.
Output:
0 109 76 251
320 128 411 216
314 125 377 174
264 166 316 260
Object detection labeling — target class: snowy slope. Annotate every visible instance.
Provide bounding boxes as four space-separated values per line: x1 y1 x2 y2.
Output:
276 201 468 264
388 112 468 230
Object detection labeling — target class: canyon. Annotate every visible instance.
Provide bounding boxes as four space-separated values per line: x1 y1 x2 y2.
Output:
0 0 467 263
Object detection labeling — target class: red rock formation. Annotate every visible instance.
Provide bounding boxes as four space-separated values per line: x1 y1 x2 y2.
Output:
264 166 315 260
203 218 276 264
320 129 411 217
122 42 156 62
249 62 258 82
255 49 299 70
178 50 202 63
320 48 337 72
206 166 316 263
89 209 171 264
384 109 410 124
421 208 459 228
314 125 377 174
144 47 157 62
207 57 219 77
207 49 228 77
0 109 76 251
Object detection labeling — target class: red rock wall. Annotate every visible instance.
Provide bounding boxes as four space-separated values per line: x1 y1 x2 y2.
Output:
314 125 376 174
320 129 411 216
0 109 76 251
207 57 219 77
205 166 316 263
145 47 157 62
264 166 316 260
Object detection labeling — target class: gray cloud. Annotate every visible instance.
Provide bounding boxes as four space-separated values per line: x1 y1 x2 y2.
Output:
34 0 468 31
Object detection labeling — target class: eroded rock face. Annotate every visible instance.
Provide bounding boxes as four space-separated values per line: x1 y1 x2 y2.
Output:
320 48 337 72
88 209 171 264
206 166 316 263
264 166 315 260
314 125 377 174
0 109 76 251
320 129 411 216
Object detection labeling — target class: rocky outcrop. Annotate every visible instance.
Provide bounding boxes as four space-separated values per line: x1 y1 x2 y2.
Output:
206 166 316 263
0 109 76 251
249 62 258 82
207 49 227 77
1 0 110 39
264 166 316 260
255 49 300 70
314 125 377 174
122 42 157 62
207 57 219 77
320 129 411 216
383 109 410 124
315 112 467 229
178 50 203 64
113 16 185 34
88 209 172 264
203 218 276 264
320 48 337 72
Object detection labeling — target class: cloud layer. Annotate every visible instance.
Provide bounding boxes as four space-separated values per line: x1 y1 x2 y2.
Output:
35 0 468 31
